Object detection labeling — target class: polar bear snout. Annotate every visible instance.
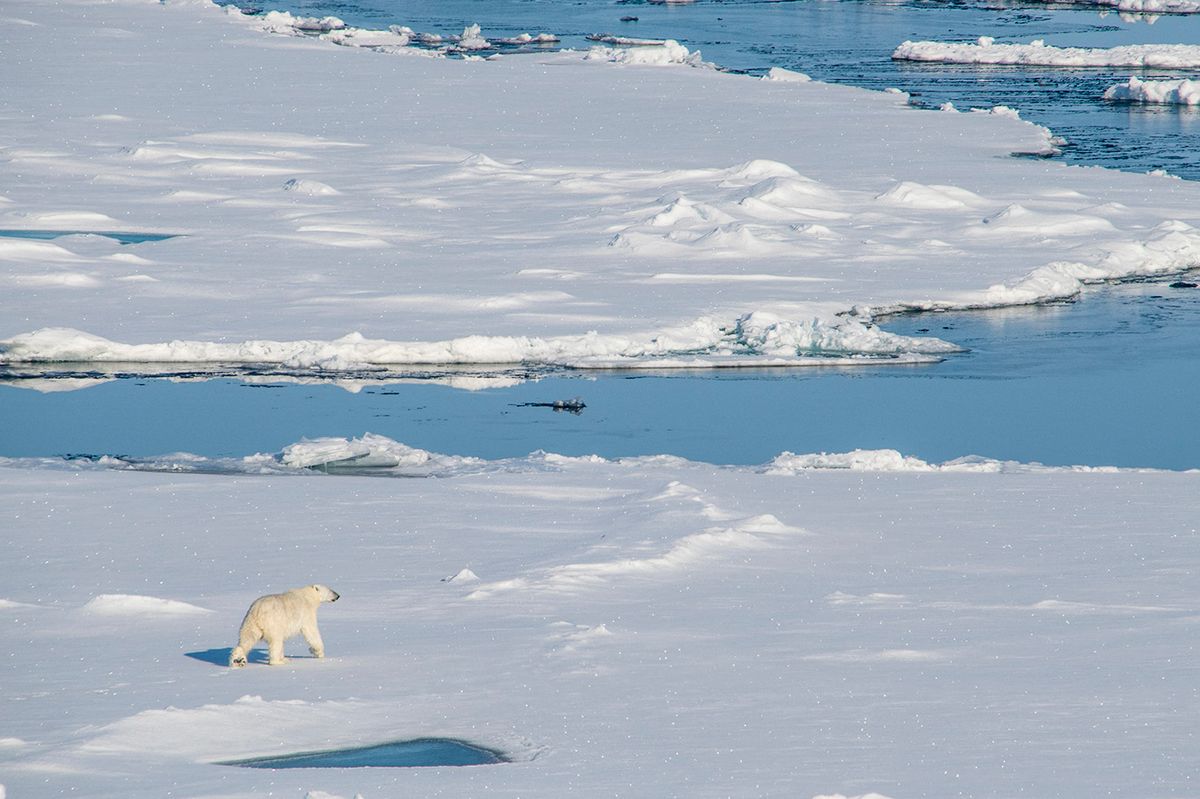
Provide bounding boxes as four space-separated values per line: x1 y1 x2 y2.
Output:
312 584 340 603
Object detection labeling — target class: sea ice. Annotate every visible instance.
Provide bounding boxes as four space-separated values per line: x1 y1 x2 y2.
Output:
1104 75 1200 105
894 38 1200 67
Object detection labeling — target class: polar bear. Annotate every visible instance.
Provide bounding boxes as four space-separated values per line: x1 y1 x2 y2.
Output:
229 584 340 667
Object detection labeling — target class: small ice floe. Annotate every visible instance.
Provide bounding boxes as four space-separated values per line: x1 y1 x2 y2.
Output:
894 38 1200 67
1104 76 1200 106
512 397 587 414
762 66 811 82
451 24 491 51
586 33 669 46
491 33 559 46
1024 0 1200 12
322 26 413 48
256 11 347 35
585 39 705 66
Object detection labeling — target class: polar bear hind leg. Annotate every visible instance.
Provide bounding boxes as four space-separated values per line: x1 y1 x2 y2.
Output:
229 621 262 668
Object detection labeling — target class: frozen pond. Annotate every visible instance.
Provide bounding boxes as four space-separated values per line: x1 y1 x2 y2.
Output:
226 0 1200 178
3 278 1198 469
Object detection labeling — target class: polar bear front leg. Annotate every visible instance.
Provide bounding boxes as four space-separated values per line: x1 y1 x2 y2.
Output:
302 622 325 659
266 635 288 666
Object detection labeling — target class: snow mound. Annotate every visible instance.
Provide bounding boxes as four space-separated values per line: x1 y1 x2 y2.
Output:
739 175 838 207
444 568 480 583
976 203 1115 236
894 38 1200 68
1104 76 1200 106
282 178 340 196
875 181 982 210
723 159 802 183
82 594 213 616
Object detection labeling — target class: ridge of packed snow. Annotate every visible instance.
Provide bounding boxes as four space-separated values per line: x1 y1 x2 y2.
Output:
0 313 959 369
3 434 1184 476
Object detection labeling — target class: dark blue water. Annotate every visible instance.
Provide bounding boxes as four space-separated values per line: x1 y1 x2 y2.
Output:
3 279 1198 469
220 0 1200 178
221 738 505 768
0 230 178 245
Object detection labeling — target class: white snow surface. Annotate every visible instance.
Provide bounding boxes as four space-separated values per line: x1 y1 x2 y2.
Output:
1 455 1197 797
895 37 1200 67
1105 75 1200 105
4 9 1200 792
3 0 1200 371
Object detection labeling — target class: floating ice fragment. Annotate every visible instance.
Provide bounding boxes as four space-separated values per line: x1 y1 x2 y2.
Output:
895 38 1200 67
453 24 491 51
584 39 704 66
1104 76 1200 105
763 67 811 82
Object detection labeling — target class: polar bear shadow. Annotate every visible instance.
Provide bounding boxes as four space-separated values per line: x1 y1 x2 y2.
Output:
186 647 268 667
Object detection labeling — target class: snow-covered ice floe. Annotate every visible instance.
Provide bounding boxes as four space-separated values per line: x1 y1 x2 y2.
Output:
1104 76 1200 105
1024 0 1200 11
7 0 1200 373
894 37 1200 67
2 446 1197 796
0 313 959 370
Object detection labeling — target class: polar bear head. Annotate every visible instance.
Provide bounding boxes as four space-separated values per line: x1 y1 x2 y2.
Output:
309 584 340 603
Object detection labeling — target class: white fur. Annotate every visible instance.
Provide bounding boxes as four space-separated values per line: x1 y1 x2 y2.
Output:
229 584 340 667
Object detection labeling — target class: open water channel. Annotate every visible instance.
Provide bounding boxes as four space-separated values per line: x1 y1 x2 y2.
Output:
3 278 1198 468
